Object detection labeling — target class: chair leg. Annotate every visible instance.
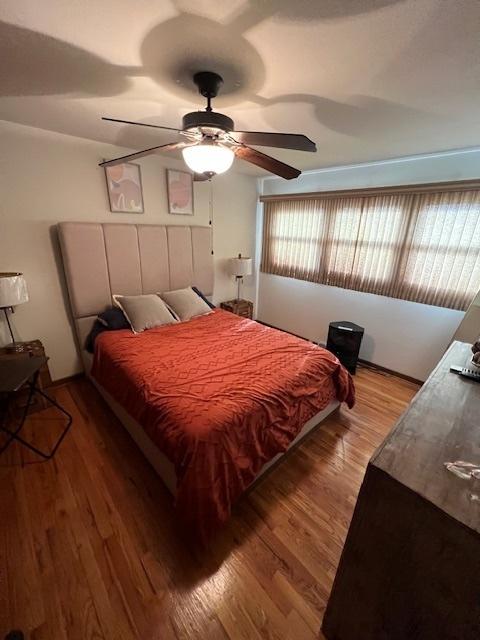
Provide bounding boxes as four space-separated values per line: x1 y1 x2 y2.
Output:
0 379 73 460
0 372 38 455
5 631 25 640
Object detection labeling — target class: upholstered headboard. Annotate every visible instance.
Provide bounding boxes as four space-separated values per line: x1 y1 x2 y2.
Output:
58 222 213 371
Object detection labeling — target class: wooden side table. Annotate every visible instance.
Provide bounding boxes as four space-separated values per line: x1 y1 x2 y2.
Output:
220 299 254 319
0 340 51 414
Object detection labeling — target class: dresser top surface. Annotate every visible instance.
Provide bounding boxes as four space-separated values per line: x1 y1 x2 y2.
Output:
373 341 480 533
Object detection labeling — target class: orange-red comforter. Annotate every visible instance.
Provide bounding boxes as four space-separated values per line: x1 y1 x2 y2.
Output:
91 309 354 543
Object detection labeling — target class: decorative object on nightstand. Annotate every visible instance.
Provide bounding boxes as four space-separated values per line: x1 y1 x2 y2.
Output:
220 299 254 319
228 253 253 301
326 321 364 375
0 355 72 460
0 340 52 414
0 273 29 353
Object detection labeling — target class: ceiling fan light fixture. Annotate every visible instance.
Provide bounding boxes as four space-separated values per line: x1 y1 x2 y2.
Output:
101 71 316 179
182 143 234 176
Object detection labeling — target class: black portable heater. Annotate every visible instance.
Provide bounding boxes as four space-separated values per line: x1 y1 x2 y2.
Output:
326 321 364 375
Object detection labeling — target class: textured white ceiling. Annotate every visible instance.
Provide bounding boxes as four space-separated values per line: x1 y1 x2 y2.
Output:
1 0 479 176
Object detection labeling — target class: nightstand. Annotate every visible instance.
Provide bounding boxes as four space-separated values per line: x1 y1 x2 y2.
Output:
0 340 52 414
220 299 254 319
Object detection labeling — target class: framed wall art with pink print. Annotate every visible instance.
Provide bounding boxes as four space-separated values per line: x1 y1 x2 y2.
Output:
166 169 194 215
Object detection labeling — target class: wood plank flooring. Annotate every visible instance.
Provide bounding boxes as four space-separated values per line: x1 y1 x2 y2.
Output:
0 367 419 639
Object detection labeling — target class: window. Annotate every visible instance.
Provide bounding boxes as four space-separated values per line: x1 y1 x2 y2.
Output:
261 185 480 311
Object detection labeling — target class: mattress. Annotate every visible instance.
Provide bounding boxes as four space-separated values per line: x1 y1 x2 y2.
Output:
91 309 355 543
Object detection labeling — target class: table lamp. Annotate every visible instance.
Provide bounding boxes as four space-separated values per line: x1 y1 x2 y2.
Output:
228 254 253 302
0 272 29 352
453 288 480 345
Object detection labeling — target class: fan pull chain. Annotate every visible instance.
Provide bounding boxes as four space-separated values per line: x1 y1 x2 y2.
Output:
209 179 214 255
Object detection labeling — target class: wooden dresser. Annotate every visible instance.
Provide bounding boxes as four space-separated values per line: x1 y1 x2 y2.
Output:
323 341 480 640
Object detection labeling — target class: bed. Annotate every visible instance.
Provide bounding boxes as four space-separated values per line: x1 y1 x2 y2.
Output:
58 222 354 542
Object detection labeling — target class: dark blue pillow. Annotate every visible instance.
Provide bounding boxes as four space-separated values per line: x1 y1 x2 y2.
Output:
97 306 130 330
85 306 129 353
192 286 215 309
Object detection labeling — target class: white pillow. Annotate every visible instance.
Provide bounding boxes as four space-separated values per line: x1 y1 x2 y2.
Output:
160 287 212 322
113 294 177 333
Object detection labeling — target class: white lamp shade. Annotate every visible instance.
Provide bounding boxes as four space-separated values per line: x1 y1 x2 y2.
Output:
182 144 234 175
0 273 29 307
229 257 253 277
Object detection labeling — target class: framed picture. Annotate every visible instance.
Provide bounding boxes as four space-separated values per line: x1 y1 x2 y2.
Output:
167 169 194 215
104 162 144 213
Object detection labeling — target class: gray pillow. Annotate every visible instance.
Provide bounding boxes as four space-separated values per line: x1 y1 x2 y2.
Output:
113 294 177 333
160 287 212 321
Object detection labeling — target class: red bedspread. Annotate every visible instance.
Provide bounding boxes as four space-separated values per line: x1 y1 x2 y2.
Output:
92 309 354 543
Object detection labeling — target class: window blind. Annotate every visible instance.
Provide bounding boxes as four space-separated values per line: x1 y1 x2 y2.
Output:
261 187 480 311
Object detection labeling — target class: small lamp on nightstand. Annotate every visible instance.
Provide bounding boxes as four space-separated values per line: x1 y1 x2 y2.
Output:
0 272 29 352
229 254 253 302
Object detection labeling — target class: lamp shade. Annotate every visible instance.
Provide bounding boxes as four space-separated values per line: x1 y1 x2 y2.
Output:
229 256 253 277
0 273 29 307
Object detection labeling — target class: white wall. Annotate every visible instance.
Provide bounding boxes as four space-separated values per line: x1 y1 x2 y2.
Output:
257 149 480 381
261 148 480 196
0 120 258 380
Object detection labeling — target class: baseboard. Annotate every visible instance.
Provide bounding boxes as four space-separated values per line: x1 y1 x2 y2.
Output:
257 319 423 386
49 372 85 388
356 359 422 386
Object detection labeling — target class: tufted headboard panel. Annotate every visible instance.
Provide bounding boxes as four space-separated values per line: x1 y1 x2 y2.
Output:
58 221 213 370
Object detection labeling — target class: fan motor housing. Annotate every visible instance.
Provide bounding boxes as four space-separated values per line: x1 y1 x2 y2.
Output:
183 111 234 134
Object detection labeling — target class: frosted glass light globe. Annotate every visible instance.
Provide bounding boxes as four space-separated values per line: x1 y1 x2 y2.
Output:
182 144 234 175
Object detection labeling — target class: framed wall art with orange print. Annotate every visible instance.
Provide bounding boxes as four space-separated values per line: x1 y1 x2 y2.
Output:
104 162 144 213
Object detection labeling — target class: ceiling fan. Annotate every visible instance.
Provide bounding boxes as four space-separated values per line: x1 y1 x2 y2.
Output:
99 71 316 180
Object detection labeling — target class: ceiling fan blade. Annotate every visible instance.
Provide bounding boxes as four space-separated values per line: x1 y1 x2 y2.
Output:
230 131 316 152
233 145 301 180
102 117 182 133
99 142 187 168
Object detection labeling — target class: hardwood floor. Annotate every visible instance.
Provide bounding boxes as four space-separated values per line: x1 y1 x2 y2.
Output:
0 367 419 640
